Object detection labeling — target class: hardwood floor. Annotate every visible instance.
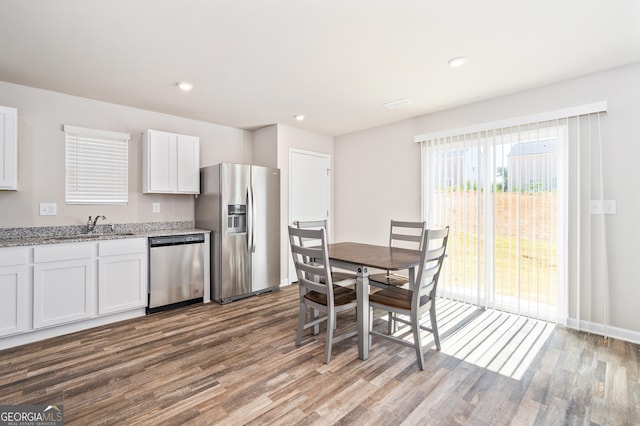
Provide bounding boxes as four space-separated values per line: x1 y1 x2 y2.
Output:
0 284 638 425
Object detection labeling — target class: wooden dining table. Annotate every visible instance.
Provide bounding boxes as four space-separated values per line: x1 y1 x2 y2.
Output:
326 242 422 360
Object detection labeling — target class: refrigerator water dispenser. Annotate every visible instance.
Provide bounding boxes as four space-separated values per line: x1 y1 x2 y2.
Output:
227 204 246 234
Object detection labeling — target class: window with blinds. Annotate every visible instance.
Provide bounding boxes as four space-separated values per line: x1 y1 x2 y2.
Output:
65 125 130 204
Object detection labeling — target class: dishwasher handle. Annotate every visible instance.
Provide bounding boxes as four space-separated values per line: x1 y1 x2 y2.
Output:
149 233 205 247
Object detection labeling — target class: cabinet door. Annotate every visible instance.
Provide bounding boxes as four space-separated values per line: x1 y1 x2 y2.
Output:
146 130 177 193
0 106 18 190
0 265 28 337
176 134 200 193
98 253 147 315
33 259 96 328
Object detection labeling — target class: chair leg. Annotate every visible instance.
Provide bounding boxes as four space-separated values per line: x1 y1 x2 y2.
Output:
430 302 441 351
325 308 335 364
312 308 320 335
389 312 399 333
369 307 373 350
411 309 424 370
387 312 393 334
296 302 306 346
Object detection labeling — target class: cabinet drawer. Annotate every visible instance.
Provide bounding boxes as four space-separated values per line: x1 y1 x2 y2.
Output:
34 243 95 263
99 238 146 256
0 247 29 267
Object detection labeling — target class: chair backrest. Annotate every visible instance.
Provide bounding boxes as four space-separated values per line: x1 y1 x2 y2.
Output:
412 226 449 305
389 220 426 250
293 220 329 247
288 226 333 298
294 219 328 230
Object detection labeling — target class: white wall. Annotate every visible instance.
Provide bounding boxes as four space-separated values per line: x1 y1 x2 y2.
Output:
334 119 422 245
0 81 252 228
253 125 278 168
334 63 640 340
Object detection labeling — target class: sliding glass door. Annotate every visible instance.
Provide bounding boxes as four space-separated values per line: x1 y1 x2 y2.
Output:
422 122 566 322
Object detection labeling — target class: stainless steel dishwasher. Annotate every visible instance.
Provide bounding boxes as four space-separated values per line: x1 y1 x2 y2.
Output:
147 233 205 313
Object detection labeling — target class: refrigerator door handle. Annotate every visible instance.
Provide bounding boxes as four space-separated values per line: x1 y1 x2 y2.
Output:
246 187 252 253
250 184 257 253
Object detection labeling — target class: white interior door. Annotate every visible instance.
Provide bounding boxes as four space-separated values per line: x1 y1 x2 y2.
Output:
288 149 330 282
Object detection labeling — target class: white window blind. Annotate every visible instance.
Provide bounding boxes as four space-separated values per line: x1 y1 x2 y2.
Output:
417 102 608 326
65 125 130 204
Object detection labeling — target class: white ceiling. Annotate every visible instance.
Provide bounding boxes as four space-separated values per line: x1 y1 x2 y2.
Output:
1 0 639 136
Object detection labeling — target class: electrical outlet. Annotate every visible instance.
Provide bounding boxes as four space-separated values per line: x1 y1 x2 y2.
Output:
39 203 57 216
152 203 160 213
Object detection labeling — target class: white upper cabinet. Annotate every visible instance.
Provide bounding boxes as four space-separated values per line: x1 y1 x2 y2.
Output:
0 106 18 190
142 129 200 194
144 130 175 193
176 134 200 193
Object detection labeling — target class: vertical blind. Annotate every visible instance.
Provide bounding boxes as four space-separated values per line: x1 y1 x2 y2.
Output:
65 125 130 204
416 103 608 326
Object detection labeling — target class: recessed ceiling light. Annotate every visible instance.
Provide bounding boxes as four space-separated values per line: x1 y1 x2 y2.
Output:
177 81 194 91
383 98 411 109
294 114 305 121
448 56 467 68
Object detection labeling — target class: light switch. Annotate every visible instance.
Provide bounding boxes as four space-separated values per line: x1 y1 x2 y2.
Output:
591 200 616 215
590 200 604 214
152 203 160 213
602 200 616 214
39 203 57 216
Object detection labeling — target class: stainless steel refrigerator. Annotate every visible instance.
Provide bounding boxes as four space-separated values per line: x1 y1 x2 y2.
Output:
195 163 280 304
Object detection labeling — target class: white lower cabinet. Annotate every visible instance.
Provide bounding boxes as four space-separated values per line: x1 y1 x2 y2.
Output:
98 239 147 315
0 248 29 337
1 237 151 348
33 244 96 329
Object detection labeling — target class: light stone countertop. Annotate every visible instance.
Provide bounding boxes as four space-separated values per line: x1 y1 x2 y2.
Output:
0 221 211 248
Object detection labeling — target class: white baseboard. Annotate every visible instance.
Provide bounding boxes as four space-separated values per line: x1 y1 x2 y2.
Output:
0 309 146 350
566 318 640 345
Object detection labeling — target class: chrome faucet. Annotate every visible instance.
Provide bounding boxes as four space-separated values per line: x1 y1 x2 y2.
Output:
87 215 107 233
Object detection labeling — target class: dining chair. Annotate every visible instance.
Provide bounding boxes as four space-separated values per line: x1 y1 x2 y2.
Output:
368 220 426 332
293 220 357 287
288 226 358 364
368 220 426 289
368 226 449 370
